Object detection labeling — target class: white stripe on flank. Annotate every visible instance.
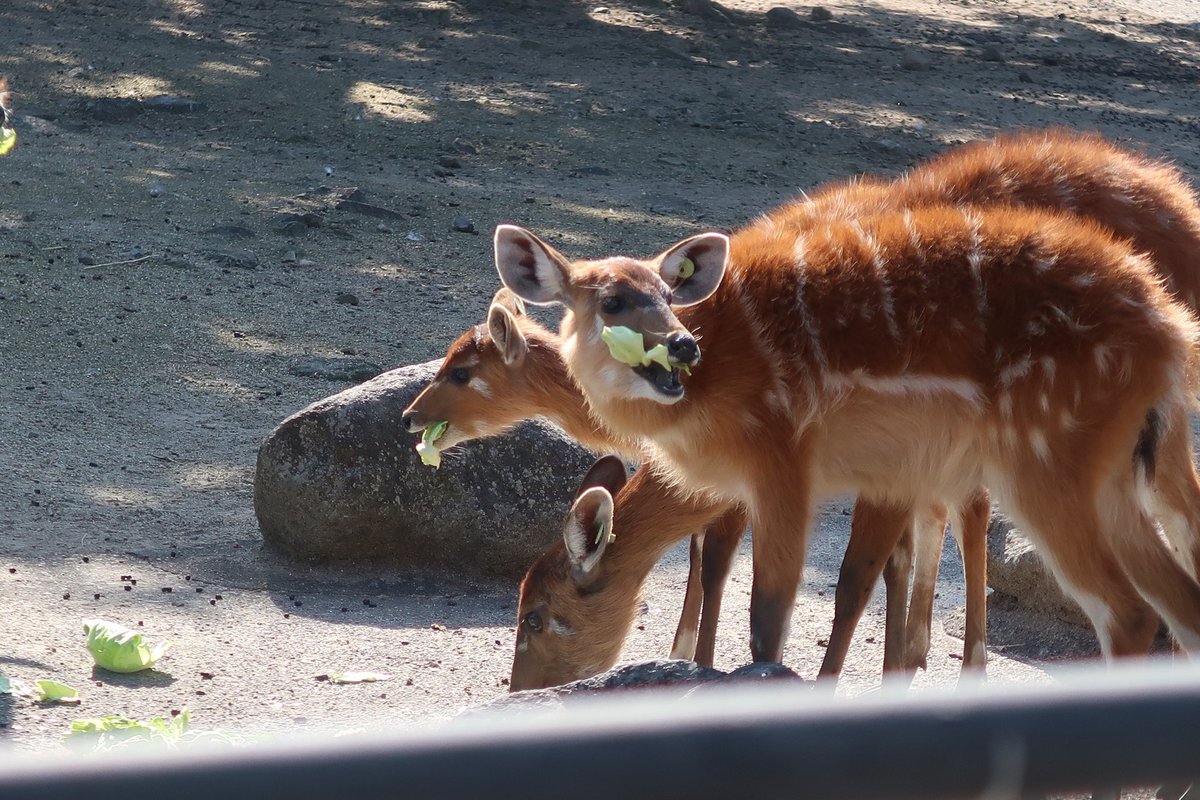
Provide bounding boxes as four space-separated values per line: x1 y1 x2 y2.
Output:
961 210 988 318
793 235 829 374
998 356 1033 388
1029 427 1050 463
823 370 983 405
733 281 791 414
851 221 901 342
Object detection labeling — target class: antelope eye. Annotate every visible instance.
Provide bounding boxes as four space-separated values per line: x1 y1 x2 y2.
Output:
601 295 624 314
449 366 470 384
523 611 544 633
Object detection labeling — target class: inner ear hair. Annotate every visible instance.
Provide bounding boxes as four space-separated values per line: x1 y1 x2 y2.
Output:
487 302 528 365
490 287 527 317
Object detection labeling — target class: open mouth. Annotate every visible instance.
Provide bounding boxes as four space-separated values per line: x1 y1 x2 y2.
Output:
633 363 684 397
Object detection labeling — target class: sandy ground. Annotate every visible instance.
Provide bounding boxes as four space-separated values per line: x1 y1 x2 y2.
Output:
2 2 1199 790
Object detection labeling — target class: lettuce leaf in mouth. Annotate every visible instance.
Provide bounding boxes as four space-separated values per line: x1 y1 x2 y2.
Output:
601 326 692 375
83 618 171 673
0 126 15 157
416 420 448 468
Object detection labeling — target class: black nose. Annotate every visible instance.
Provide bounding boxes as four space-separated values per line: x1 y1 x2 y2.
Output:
666 332 700 365
402 413 417 433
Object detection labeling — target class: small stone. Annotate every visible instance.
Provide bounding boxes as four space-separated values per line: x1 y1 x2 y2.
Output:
765 8 805 30
287 357 383 383
78 253 96 266
810 6 833 21
143 95 206 114
209 248 259 269
282 250 298 264
451 138 478 155
205 224 256 238
451 215 475 234
901 51 931 71
980 45 1004 62
405 231 425 242
437 155 462 169
1019 71 1035 83
432 167 454 178
148 183 163 198
335 292 359 306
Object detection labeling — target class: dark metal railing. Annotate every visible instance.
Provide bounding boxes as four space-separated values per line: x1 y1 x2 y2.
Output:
2 659 1199 800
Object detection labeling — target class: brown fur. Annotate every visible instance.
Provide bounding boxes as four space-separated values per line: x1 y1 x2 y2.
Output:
506 196 1200 683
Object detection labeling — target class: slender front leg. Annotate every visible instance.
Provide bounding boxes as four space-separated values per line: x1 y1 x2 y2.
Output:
669 532 706 661
881 524 915 673
903 504 949 674
693 507 748 667
818 500 912 680
748 463 815 664
955 487 991 674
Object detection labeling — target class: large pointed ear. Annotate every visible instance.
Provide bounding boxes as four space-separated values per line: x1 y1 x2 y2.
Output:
563 486 616 586
490 287 527 317
494 225 572 306
487 302 528 366
657 232 729 307
573 454 628 499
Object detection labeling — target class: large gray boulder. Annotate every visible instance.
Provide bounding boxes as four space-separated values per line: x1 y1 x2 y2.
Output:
987 513 1090 629
254 360 596 579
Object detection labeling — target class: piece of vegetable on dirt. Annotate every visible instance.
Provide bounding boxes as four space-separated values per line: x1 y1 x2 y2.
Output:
83 618 171 673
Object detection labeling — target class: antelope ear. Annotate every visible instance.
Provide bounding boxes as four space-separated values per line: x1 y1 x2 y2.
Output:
563 486 616 587
490 287 527 317
657 232 729 306
487 302 528 366
494 225 572 306
573 454 628 499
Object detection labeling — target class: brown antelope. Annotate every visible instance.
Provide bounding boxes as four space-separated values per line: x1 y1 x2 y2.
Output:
419 131 1200 687
402 288 750 668
500 200 1200 689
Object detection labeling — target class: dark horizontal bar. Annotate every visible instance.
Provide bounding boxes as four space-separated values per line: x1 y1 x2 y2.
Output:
2 660 1199 800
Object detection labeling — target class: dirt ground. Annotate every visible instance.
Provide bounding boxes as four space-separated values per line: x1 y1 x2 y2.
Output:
2 0 1200 774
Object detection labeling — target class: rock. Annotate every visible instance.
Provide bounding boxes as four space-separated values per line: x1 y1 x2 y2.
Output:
901 50 931 71
451 215 475 234
571 165 613 177
465 659 805 718
208 248 259 269
437 155 462 169
986 513 1090 628
451 138 478 155
335 292 359 306
78 252 96 266
143 95 206 114
765 7 805 29
676 0 733 24
810 6 834 22
80 97 142 122
336 199 404 221
980 45 1005 62
287 357 382 382
204 225 256 238
254 360 596 577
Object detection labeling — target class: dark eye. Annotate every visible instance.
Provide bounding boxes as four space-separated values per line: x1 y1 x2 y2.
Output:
449 367 470 384
523 611 543 633
601 295 624 314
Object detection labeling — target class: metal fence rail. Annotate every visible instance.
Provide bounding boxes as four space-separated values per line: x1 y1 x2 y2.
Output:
2 660 1199 800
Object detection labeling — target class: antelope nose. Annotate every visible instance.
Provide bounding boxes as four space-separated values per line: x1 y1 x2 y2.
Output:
666 332 700 366
402 412 419 433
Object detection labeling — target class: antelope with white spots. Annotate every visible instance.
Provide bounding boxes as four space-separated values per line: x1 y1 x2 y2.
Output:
499 196 1200 686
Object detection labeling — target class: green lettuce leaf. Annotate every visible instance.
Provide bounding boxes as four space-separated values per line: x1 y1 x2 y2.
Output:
416 420 448 468
602 326 692 375
83 618 171 673
0 126 15 157
35 679 80 704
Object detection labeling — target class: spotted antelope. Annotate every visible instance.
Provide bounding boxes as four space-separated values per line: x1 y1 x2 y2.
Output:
500 197 1200 687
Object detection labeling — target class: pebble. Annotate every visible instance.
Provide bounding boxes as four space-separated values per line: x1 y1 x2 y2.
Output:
78 252 96 266
287 357 383 383
765 7 805 29
811 6 834 21
451 215 475 234
980 45 1005 62
208 248 259 269
901 50 931 71
437 155 462 169
335 292 359 306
